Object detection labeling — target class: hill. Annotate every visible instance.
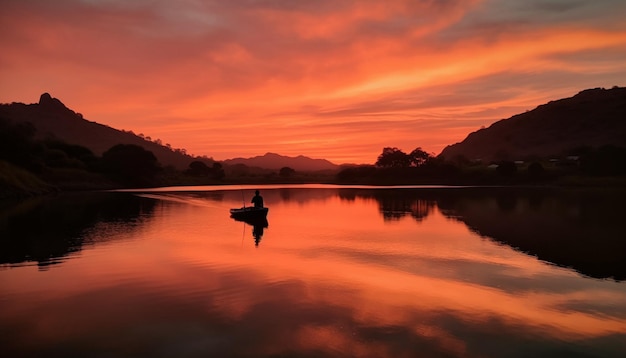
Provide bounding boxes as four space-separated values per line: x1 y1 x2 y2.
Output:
0 93 201 169
439 87 626 162
223 152 339 172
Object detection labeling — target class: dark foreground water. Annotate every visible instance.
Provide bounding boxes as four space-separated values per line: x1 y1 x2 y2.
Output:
1 185 626 357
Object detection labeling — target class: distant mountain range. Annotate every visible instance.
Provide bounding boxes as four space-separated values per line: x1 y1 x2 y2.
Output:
440 87 626 162
223 152 338 171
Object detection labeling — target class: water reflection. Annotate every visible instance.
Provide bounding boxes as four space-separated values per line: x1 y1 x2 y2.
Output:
0 192 156 269
2 187 624 279
1 186 625 357
339 189 436 221
332 187 626 281
434 188 626 280
232 216 269 247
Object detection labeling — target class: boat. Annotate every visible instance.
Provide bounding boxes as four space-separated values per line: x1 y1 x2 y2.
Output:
229 206 269 220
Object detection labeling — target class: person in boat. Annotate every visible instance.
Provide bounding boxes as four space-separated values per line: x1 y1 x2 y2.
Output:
251 190 264 208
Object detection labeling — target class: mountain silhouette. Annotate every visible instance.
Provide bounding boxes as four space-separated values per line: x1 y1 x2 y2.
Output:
0 93 199 169
4 89 625 171
439 87 626 162
223 152 339 172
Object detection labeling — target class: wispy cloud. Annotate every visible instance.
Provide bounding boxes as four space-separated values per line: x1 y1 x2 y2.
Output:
1 0 625 163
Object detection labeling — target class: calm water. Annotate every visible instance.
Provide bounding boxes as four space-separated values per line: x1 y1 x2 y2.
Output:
1 185 626 357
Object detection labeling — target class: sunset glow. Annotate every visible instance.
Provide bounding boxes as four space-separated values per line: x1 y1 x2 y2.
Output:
2 0 625 163
3 190 625 356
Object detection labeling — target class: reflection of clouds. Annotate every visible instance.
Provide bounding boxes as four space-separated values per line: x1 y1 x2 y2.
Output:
286 249 626 341
6 257 624 357
299 245 605 295
3 188 626 356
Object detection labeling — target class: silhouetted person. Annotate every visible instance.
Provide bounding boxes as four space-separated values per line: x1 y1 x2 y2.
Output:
251 190 264 208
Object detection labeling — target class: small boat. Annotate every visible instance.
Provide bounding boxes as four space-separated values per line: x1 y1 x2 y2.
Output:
229 206 269 220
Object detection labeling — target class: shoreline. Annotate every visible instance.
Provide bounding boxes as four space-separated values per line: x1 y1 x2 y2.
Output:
3 177 625 201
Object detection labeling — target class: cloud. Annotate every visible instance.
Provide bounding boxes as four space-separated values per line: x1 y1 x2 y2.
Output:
1 0 625 163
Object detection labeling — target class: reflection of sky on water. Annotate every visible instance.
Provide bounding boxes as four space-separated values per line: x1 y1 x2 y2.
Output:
1 187 625 357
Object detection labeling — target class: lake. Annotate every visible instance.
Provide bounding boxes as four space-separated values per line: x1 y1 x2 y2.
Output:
1 185 626 357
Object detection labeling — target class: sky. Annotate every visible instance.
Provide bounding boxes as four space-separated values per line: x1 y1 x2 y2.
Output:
1 0 626 164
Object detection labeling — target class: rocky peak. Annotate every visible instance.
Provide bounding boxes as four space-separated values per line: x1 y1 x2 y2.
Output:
38 92 75 115
39 92 53 104
39 92 69 109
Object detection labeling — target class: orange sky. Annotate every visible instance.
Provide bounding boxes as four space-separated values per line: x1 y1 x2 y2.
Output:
1 0 626 164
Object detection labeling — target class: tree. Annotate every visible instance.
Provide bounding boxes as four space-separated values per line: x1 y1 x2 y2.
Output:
43 139 97 169
185 160 224 180
279 166 296 177
375 147 411 168
0 118 38 169
187 160 210 176
409 147 431 167
211 162 225 180
100 144 160 185
336 165 377 183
